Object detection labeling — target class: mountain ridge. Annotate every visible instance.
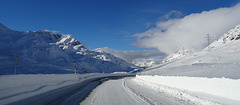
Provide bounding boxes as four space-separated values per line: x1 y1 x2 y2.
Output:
0 23 133 75
94 47 166 67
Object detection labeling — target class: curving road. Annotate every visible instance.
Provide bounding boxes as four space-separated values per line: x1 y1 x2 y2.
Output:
7 74 135 105
81 78 187 105
7 74 209 105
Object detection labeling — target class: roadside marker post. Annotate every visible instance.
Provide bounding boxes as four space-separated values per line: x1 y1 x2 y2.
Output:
15 55 18 75
137 67 138 73
144 63 146 72
102 62 104 74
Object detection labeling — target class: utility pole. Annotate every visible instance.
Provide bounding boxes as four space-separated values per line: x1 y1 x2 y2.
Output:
74 61 76 74
15 55 18 75
102 62 104 74
206 34 211 51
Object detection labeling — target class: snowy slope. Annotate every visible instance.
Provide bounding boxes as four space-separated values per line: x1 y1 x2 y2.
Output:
0 23 133 74
208 24 240 50
161 49 194 63
141 24 240 79
161 25 240 64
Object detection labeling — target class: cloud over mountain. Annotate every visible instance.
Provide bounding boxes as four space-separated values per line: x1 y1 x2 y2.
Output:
133 3 240 54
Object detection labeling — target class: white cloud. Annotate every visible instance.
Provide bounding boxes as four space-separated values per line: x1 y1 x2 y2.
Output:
133 3 240 54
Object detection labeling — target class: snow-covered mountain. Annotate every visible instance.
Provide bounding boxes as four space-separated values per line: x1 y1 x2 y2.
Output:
94 47 166 67
0 23 133 75
143 24 240 79
161 25 240 64
132 55 165 67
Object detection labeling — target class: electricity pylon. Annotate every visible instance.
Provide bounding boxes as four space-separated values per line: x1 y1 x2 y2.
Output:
206 34 211 51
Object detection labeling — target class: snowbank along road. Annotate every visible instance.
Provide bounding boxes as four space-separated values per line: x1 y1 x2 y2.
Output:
81 75 240 105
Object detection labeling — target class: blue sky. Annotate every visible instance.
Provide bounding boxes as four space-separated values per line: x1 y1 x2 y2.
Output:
0 0 239 51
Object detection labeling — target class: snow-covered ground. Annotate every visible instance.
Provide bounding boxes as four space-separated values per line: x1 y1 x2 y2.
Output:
82 77 237 105
81 75 240 105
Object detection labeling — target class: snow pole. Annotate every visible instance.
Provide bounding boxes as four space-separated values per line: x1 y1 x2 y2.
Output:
103 66 104 74
137 67 138 73
74 61 76 74
15 55 18 75
144 63 146 72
